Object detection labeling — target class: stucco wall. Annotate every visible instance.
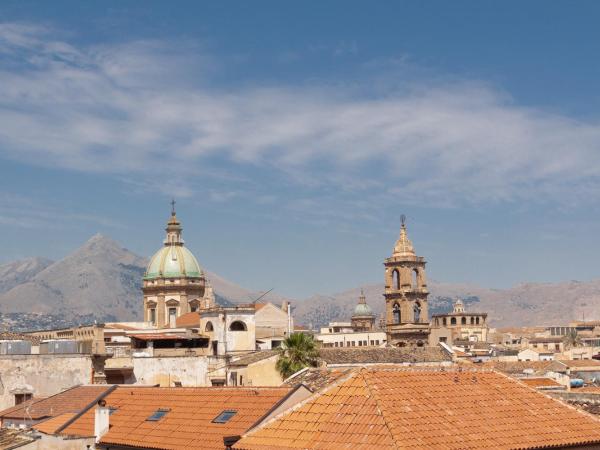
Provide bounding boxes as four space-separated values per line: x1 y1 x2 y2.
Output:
0 355 93 411
238 355 282 387
132 356 209 387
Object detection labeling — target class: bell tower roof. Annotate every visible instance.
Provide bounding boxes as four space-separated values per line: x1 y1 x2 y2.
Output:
393 215 416 257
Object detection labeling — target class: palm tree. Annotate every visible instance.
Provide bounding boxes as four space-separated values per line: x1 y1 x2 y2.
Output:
276 332 319 379
563 329 582 350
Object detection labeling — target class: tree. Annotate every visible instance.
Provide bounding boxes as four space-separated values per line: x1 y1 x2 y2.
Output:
563 329 582 350
276 332 319 379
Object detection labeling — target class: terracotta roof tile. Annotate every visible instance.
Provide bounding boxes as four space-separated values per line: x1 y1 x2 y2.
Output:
34 413 78 434
0 385 112 421
283 367 357 392
476 360 554 374
62 386 293 449
229 351 278 367
235 367 600 450
557 359 600 368
175 312 201 328
519 377 562 388
318 346 450 365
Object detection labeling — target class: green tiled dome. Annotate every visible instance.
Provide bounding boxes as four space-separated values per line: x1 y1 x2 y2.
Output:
144 245 203 280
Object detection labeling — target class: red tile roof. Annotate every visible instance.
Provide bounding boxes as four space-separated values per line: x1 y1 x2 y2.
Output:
175 312 201 328
34 413 78 434
235 367 600 450
61 386 294 449
0 385 113 421
519 377 562 388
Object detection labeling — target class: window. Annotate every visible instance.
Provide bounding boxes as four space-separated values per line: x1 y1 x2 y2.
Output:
443 317 447 326
213 410 237 423
393 303 401 324
370 340 374 346
470 317 475 325
439 337 447 343
14 393 32 405
375 340 379 345
149 308 156 325
229 321 247 331
190 305 198 313
392 269 400 289
168 308 177 327
412 269 419 289
205 321 214 332
414 302 421 322
147 408 170 421
476 317 480 325
451 318 456 325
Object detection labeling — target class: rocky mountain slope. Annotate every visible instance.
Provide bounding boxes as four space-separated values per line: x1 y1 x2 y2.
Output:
0 234 280 328
293 279 600 329
0 257 53 294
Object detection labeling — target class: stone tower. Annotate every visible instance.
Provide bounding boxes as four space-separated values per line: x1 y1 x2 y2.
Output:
351 289 376 332
383 217 430 347
142 203 213 328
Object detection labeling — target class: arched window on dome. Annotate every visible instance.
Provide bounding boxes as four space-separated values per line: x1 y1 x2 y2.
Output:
229 321 247 331
451 317 457 325
393 303 401 324
205 321 214 332
461 317 467 325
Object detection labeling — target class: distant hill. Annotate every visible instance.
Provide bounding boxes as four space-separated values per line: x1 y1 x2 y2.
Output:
0 234 286 329
293 279 600 329
1 234 600 330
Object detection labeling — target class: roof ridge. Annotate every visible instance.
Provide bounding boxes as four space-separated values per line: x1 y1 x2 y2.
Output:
361 369 401 450
56 384 117 435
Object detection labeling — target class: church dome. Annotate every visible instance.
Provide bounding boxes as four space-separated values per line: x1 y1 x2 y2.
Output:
352 290 374 317
144 206 204 280
145 245 203 280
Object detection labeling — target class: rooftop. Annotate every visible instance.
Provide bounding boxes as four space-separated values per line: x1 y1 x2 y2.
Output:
234 367 600 450
60 386 295 450
175 312 201 328
476 360 554 375
0 385 113 421
318 346 450 365
229 351 278 367
519 377 563 388
283 367 356 392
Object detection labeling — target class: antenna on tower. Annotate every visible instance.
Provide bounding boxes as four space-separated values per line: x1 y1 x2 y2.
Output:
170 198 176 215
400 214 406 227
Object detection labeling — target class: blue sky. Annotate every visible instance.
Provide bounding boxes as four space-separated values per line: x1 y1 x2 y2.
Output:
1 1 600 298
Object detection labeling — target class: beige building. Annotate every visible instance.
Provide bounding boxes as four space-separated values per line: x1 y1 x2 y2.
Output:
429 299 489 345
383 217 430 347
143 204 215 328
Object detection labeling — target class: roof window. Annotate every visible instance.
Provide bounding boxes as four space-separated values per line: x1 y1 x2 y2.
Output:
147 408 170 421
212 410 237 423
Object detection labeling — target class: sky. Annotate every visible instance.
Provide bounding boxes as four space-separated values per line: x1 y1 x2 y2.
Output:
1 1 600 298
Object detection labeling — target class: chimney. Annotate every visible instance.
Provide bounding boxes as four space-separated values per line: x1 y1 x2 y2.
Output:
95 400 110 443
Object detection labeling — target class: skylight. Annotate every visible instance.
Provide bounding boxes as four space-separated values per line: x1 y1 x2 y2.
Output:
146 408 170 421
212 410 237 423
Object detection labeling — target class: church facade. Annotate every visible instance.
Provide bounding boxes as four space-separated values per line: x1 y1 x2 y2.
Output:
383 218 431 347
142 204 215 328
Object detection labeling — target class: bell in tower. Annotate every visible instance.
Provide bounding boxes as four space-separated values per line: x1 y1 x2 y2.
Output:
383 216 431 347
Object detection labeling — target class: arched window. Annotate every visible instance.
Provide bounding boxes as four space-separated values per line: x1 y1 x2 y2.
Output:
412 269 419 289
392 269 400 290
461 317 467 325
393 303 401 324
205 321 214 332
451 317 457 325
443 317 447 326
470 317 474 325
476 317 480 325
414 302 421 322
229 321 247 331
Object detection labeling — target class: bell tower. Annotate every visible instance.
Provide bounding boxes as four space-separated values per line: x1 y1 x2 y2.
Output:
384 216 430 347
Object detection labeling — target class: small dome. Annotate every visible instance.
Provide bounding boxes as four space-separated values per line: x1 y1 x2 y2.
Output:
145 245 203 280
353 302 373 317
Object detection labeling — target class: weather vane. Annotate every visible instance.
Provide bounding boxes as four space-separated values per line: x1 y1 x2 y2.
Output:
171 198 176 215
401 214 406 226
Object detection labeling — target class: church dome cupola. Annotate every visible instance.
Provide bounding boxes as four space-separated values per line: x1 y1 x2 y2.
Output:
352 289 374 318
144 201 203 280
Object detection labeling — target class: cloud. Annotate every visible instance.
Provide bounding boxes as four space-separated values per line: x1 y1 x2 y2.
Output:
1 22 600 214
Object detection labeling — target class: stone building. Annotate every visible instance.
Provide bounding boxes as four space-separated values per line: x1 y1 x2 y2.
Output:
429 299 489 345
142 204 215 328
383 218 430 347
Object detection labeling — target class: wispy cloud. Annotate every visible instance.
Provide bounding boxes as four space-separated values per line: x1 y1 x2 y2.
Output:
1 22 600 217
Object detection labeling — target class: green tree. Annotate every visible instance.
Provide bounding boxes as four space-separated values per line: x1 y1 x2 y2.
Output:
276 332 319 379
563 329 582 350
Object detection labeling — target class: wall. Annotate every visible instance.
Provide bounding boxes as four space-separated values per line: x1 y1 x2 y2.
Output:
234 355 282 387
131 356 209 387
34 434 95 449
316 331 386 348
0 355 93 411
255 304 289 339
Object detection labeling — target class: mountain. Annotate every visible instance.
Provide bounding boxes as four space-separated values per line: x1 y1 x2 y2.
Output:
0 257 54 294
0 234 286 329
293 279 600 329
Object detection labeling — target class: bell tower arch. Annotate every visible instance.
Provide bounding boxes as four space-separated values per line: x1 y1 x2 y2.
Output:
384 216 430 347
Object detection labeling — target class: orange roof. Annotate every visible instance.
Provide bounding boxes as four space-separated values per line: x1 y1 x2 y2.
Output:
557 359 600 368
234 367 600 450
519 377 562 388
61 386 294 449
34 413 77 434
254 303 268 311
176 312 201 328
0 385 113 420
